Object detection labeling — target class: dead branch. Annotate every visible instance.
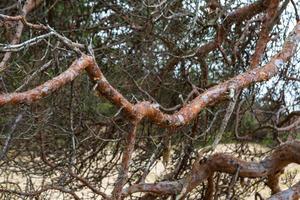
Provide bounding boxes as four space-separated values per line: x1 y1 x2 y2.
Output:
0 186 80 200
0 2 299 199
0 32 54 52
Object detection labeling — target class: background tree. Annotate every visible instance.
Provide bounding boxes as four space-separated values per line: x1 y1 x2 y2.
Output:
0 0 300 199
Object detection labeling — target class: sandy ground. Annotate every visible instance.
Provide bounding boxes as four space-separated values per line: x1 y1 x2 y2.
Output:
0 143 299 199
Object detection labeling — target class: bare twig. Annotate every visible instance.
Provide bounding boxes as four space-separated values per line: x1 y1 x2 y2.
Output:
0 113 23 160
15 60 53 92
0 32 54 52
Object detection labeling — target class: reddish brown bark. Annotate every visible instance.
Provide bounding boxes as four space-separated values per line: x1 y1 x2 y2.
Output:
250 0 280 69
0 55 93 106
115 22 299 128
151 0 271 95
1 21 300 130
267 171 283 195
0 6 299 200
204 175 214 200
84 60 136 117
224 0 271 24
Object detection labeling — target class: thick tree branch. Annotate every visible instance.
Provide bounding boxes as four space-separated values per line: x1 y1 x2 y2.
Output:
276 117 300 131
0 55 93 106
122 140 300 197
249 0 280 69
0 1 299 200
1 21 300 129
152 0 272 94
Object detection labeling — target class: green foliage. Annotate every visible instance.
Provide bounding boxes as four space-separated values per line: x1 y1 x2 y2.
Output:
241 112 258 131
0 116 8 125
260 136 275 147
297 132 300 140
97 102 115 116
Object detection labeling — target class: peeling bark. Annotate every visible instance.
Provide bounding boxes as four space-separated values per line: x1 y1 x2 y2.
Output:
0 1 299 200
0 55 93 106
1 22 300 130
88 21 300 128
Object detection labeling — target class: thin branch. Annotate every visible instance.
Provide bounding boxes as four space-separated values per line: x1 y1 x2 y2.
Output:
0 32 54 52
226 165 241 200
0 113 23 160
15 60 53 92
112 122 139 200
0 14 48 30
276 117 300 131
212 90 241 148
290 0 300 21
0 186 80 200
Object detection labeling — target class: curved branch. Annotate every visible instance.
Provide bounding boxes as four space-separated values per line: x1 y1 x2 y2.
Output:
87 21 300 128
0 14 48 30
151 0 271 94
122 140 300 197
0 55 93 106
278 110 300 125
276 117 300 132
1 21 300 130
